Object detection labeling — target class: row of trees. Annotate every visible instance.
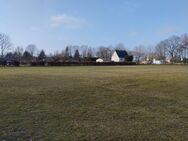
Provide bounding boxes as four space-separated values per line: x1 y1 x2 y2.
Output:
0 33 127 65
0 32 188 66
131 35 188 63
155 35 188 63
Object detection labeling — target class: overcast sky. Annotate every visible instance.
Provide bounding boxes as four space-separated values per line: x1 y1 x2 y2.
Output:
0 0 188 53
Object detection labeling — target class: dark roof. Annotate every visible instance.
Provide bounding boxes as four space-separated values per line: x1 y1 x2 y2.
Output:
115 50 128 58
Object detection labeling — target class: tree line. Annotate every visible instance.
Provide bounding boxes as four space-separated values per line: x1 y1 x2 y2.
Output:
0 32 188 66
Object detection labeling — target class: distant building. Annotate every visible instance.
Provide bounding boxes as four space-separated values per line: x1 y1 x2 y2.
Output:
166 59 171 64
132 56 140 63
153 59 163 64
96 58 104 62
111 50 128 62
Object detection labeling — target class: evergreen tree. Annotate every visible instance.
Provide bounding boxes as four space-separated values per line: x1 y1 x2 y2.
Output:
23 51 32 62
74 49 80 61
38 50 46 61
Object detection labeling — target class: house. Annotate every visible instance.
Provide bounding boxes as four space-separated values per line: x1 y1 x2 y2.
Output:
152 59 163 64
111 50 128 62
96 58 104 62
132 56 140 63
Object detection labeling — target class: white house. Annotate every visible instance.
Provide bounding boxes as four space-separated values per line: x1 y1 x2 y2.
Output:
153 59 163 64
132 56 140 63
111 50 128 62
96 58 104 62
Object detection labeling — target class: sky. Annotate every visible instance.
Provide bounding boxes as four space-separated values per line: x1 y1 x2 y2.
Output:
0 0 188 53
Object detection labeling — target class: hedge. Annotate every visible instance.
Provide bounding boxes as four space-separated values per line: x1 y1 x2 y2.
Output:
30 61 136 66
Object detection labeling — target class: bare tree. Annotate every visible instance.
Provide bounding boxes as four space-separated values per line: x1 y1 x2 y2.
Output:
155 41 167 60
96 46 113 61
181 34 188 58
0 33 12 59
80 45 88 58
87 47 94 58
80 45 94 58
146 45 155 55
162 35 182 63
26 44 37 57
52 51 64 62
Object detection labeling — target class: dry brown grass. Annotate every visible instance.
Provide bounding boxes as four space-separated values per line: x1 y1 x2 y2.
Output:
0 65 188 140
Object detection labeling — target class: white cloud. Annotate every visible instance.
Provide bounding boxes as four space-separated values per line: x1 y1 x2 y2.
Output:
50 14 86 28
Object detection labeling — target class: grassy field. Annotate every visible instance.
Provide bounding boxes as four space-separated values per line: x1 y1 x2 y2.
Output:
0 65 188 141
